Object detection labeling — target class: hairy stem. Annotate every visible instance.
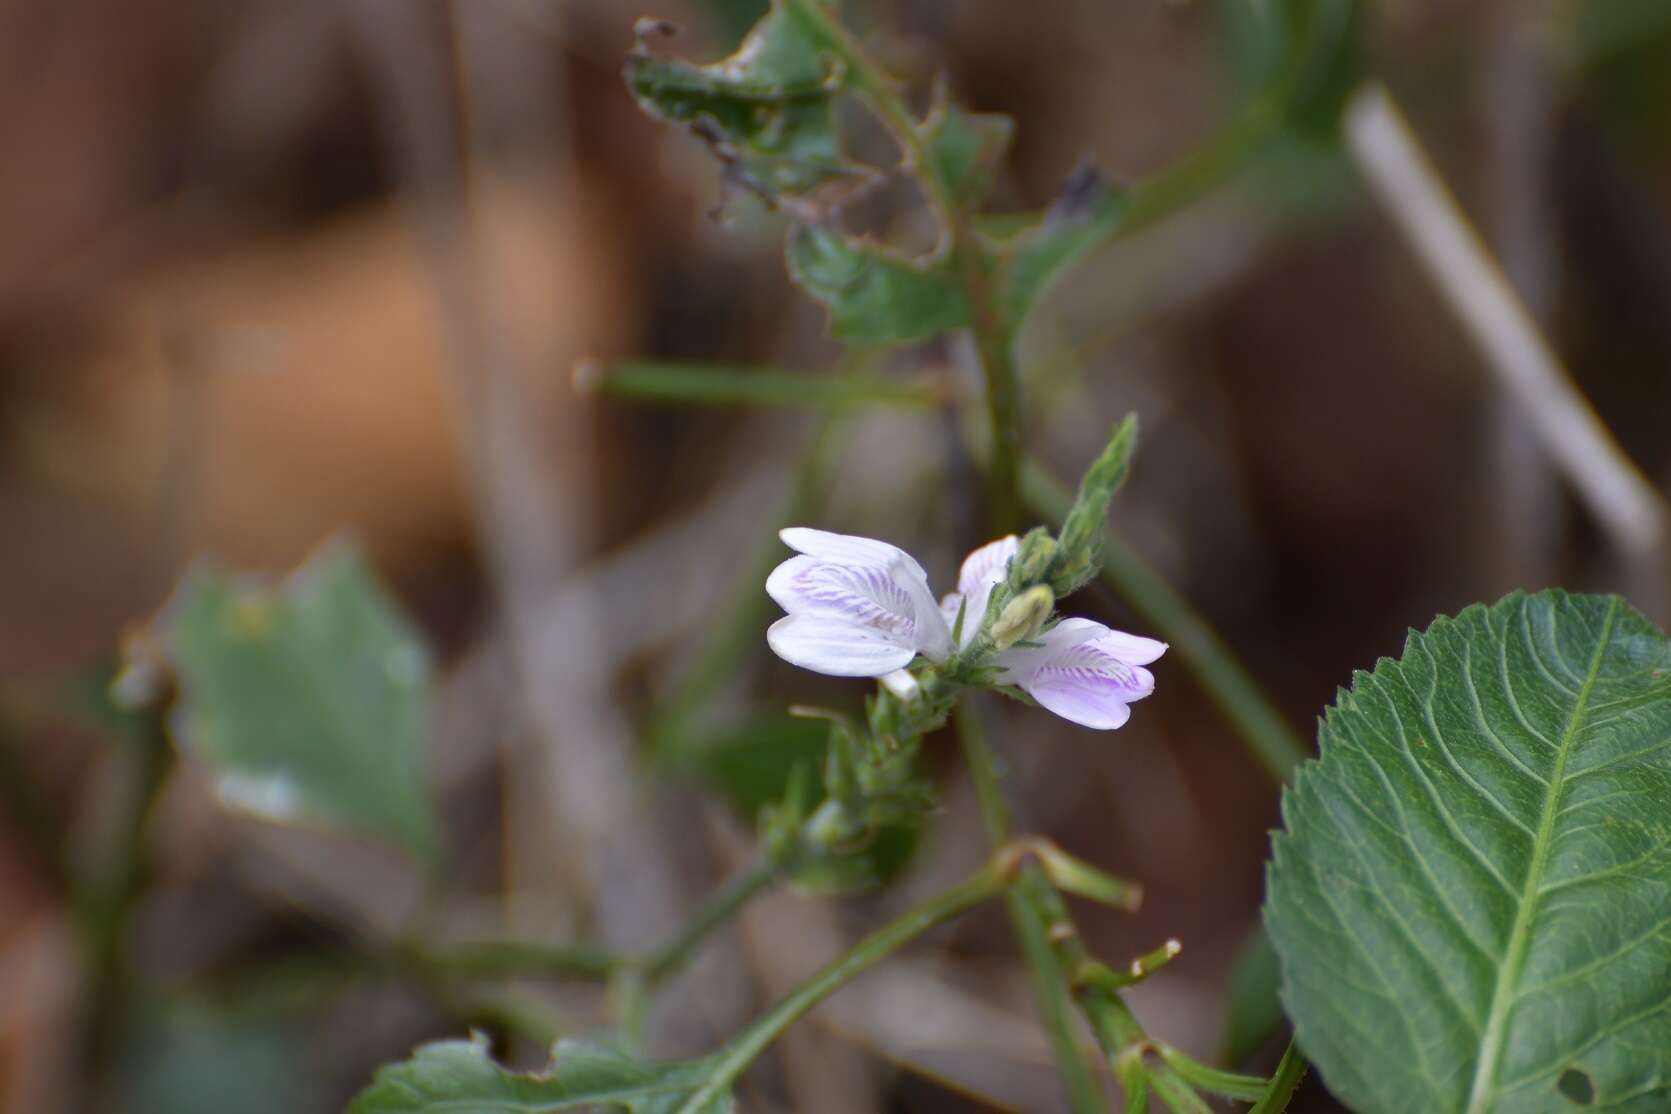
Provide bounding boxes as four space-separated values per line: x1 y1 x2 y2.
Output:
955 700 1108 1114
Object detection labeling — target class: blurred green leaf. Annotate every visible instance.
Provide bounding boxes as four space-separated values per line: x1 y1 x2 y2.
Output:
348 1036 730 1114
990 164 1125 335
1222 923 1284 1065
787 224 970 343
163 542 439 863
788 821 919 895
674 712 829 816
920 99 1014 209
127 1005 318 1114
1266 591 1671 1113
626 1 875 216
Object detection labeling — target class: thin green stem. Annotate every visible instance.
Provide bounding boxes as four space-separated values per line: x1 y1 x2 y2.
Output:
1156 1045 1270 1101
1020 461 1307 784
955 700 1107 1114
79 702 175 1093
1248 1041 1308 1114
1145 1064 1217 1114
672 853 1014 1113
577 360 940 411
646 856 780 986
407 939 620 981
616 855 783 1046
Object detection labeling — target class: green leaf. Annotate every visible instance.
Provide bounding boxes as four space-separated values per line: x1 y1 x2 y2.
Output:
626 2 875 216
991 163 1125 335
787 224 970 343
163 542 439 863
672 711 830 817
347 1036 731 1114
1221 923 1284 1066
918 99 1013 209
1266 590 1671 1114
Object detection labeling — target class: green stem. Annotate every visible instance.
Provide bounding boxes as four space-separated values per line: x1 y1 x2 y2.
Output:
1145 1064 1217 1114
646 856 780 985
80 703 175 1076
955 700 1107 1114
1156 1045 1270 1101
673 853 1014 1113
616 855 783 1045
781 0 1022 528
1020 461 1307 784
577 360 940 411
1248 1041 1308 1114
407 939 620 981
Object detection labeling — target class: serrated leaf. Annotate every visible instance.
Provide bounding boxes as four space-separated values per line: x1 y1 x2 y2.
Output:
347 1036 732 1114
787 224 970 343
626 3 875 217
1265 590 1671 1114
919 99 1013 209
991 163 1124 335
163 542 438 863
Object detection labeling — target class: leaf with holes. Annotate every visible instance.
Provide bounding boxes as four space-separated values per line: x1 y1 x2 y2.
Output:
164 542 439 864
346 1036 731 1114
1265 590 1671 1113
626 2 875 218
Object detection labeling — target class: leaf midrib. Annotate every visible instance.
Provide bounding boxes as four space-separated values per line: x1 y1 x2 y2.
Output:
1462 596 1619 1114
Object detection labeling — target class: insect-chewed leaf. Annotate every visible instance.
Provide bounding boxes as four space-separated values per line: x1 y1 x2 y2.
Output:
787 224 970 343
989 162 1125 336
625 3 876 217
163 541 439 863
918 99 1013 210
347 1036 732 1114
1266 590 1671 1114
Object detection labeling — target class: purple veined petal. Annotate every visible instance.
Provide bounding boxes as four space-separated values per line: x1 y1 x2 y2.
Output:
1006 619 1158 730
779 527 930 583
766 554 949 660
1089 629 1168 666
767 614 919 677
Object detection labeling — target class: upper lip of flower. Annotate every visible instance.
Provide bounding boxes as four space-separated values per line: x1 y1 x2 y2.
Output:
765 528 952 676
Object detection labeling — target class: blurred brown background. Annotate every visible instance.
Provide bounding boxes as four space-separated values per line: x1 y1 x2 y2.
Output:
3 0 1671 1111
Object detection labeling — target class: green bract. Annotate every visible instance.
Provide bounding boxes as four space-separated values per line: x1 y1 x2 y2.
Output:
1266 591 1671 1113
347 1037 730 1114
163 543 439 864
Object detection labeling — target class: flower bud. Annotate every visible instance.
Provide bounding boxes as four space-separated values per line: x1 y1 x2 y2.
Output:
1007 529 1057 590
991 585 1055 650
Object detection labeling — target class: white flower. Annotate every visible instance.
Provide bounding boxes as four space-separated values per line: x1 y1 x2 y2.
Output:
766 527 1167 731
994 617 1167 730
766 528 952 676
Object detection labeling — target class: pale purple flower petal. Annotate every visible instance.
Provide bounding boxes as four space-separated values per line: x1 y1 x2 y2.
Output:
939 535 1018 649
779 528 929 583
997 617 1165 731
767 614 919 677
767 528 952 672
